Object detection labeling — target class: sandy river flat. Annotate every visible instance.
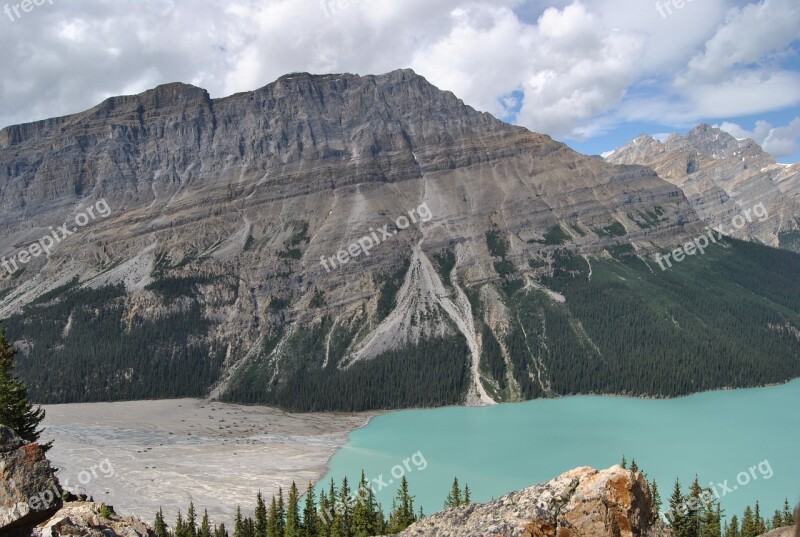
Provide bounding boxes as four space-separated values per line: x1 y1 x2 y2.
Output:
41 399 375 528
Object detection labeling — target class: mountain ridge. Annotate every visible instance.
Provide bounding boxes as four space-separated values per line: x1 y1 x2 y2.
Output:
1 69 798 410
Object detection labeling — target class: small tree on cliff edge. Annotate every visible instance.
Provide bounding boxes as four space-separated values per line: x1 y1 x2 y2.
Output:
0 328 48 449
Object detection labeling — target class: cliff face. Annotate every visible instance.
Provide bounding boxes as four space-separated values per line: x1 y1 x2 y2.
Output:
393 465 669 537
1 71 799 409
0 70 700 406
606 125 800 251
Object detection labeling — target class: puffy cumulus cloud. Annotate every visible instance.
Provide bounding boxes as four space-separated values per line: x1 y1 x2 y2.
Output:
412 2 645 138
682 0 800 84
0 0 798 155
0 0 644 139
0 0 470 128
718 117 800 159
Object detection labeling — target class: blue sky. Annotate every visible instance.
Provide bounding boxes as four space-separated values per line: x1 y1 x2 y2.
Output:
0 0 798 162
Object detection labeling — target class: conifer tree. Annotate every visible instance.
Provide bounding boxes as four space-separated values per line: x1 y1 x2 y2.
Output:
277 489 286 537
339 477 353 537
318 490 331 536
214 523 228 537
444 478 462 509
328 503 346 537
772 510 785 531
267 497 281 537
620 455 628 469
302 483 320 537
630 459 640 474
255 492 268 537
651 480 662 519
154 508 169 537
724 515 740 537
741 506 758 537
351 472 372 537
463 485 471 505
754 502 766 536
188 503 198 537
176 511 189 537
687 477 703 537
387 477 416 533
699 502 721 537
364 478 383 535
782 499 795 526
235 507 245 537
286 482 301 537
667 479 688 537
200 509 212 537
0 329 48 448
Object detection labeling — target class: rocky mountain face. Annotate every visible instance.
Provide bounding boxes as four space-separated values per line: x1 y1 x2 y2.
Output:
392 465 669 537
606 125 800 251
1 70 799 410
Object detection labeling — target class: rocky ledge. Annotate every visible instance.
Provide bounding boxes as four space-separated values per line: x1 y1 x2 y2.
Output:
393 465 669 537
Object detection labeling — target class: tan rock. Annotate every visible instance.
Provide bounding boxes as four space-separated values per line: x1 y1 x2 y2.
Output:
395 465 670 537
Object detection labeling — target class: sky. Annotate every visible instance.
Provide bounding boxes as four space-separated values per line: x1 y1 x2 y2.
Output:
1 0 799 162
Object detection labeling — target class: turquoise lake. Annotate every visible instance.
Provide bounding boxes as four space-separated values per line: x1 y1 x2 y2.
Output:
321 380 800 520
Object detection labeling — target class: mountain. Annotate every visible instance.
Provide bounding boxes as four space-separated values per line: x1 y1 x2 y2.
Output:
1 70 799 410
606 125 800 252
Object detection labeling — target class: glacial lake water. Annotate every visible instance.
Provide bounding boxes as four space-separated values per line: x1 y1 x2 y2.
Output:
321 380 800 520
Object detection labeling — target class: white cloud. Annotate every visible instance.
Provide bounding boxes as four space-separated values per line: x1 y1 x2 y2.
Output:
681 0 800 84
718 116 800 158
412 2 645 138
0 0 797 154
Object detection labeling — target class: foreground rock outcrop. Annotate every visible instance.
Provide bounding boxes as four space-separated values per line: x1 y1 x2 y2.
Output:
395 465 669 537
1 426 62 533
30 502 155 537
1 426 153 536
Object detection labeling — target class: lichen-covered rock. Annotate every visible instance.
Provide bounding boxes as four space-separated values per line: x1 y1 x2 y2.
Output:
0 426 63 533
395 465 670 537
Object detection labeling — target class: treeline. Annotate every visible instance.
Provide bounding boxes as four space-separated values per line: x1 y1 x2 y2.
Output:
662 475 796 537
529 241 800 398
2 283 225 404
224 329 471 412
153 473 428 537
619 457 797 537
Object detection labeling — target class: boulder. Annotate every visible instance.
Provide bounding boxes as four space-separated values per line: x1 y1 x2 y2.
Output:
0 426 62 533
395 465 669 537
